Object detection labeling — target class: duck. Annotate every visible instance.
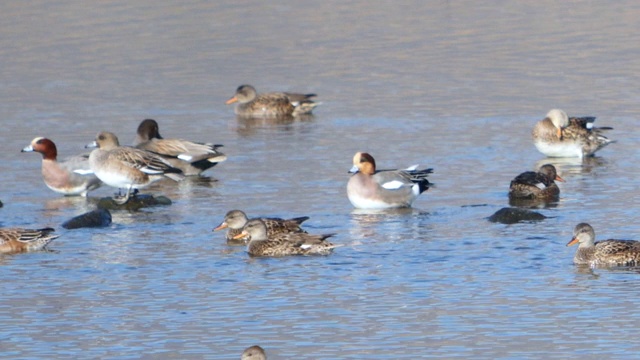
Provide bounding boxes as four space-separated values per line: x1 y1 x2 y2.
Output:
21 137 102 197
347 152 432 209
234 219 338 257
508 164 564 199
83 131 184 204
213 209 309 244
0 227 59 254
241 345 266 360
133 119 227 176
225 84 318 117
532 109 613 157
566 223 640 266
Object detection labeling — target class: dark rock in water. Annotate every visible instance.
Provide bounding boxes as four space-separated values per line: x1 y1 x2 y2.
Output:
96 194 172 211
62 208 112 229
488 207 546 224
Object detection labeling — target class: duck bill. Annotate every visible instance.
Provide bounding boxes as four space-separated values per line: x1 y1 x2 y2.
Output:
225 96 238 105
85 141 98 149
566 237 579 247
21 145 34 152
232 231 249 240
213 222 228 232
555 175 565 182
348 165 359 174
556 128 562 139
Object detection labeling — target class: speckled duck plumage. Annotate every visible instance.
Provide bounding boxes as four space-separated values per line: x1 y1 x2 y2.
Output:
567 223 640 266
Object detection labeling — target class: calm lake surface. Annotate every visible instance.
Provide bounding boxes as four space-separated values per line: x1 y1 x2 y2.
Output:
1 1 640 358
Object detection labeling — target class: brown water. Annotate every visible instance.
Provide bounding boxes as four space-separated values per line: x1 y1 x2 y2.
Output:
1 1 640 359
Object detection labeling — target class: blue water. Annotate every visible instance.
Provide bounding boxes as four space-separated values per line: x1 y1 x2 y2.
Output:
1 1 640 359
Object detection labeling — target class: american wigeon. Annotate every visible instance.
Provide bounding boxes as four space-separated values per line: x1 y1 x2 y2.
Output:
532 109 614 157
213 209 309 244
133 119 227 176
567 223 640 266
347 152 432 209
225 84 318 117
508 164 564 200
241 345 267 360
0 227 58 254
84 131 184 204
21 137 102 197
234 219 338 257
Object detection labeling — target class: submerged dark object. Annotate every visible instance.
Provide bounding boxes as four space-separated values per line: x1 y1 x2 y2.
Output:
96 194 172 211
62 208 112 229
488 207 546 224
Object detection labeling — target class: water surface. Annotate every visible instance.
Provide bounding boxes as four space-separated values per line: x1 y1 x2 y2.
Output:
1 1 640 358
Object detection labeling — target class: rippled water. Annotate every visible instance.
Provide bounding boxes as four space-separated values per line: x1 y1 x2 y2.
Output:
2 1 640 358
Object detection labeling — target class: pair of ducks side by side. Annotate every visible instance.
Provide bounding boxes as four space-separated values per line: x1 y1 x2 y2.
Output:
214 209 309 244
22 119 227 203
226 84 319 118
214 210 338 257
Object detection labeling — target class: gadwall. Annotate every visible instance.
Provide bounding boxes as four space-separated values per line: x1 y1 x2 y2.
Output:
22 137 102 197
84 131 184 204
508 164 564 199
234 219 338 257
0 227 58 254
133 119 227 176
226 84 318 117
241 345 266 360
213 209 309 244
347 152 432 209
567 223 640 266
532 109 613 157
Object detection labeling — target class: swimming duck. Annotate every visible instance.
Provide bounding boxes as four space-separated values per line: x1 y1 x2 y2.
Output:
133 119 227 175
508 164 564 199
225 84 318 117
347 152 432 209
567 223 640 266
241 345 267 360
532 109 613 157
213 209 309 244
84 131 184 204
22 137 102 197
234 219 338 257
0 227 59 254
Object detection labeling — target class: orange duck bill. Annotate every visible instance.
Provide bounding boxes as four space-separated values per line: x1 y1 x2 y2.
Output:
555 174 565 182
213 222 228 232
225 96 238 105
232 231 249 240
566 237 579 246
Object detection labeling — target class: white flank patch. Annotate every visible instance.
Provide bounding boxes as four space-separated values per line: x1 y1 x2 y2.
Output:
300 244 312 250
534 182 545 189
533 140 584 158
382 180 405 190
178 154 193 161
586 122 594 130
348 194 413 210
73 169 94 175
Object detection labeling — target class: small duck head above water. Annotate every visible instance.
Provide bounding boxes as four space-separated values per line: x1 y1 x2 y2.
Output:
241 345 266 360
